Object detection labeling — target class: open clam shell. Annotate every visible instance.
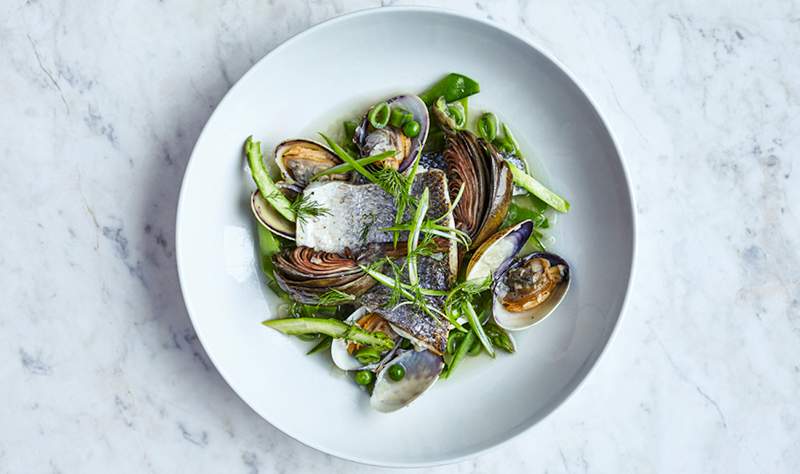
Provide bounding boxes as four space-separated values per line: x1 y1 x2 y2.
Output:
251 190 296 240
493 252 570 331
465 220 533 282
370 349 444 413
354 94 430 172
275 139 345 186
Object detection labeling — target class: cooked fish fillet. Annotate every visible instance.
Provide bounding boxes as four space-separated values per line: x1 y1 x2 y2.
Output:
359 255 452 355
296 170 451 254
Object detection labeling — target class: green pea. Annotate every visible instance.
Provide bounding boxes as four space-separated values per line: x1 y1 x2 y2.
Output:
368 102 391 129
354 346 382 365
354 370 374 386
403 120 420 138
389 107 412 128
400 338 413 350
388 364 405 381
447 104 466 129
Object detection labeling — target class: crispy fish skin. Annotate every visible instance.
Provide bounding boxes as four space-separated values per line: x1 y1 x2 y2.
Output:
296 170 450 253
359 255 451 355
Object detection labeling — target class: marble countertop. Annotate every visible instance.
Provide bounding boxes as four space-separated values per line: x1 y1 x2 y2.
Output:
1 0 798 472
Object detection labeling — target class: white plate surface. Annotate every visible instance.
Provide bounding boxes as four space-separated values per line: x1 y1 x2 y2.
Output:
176 7 635 467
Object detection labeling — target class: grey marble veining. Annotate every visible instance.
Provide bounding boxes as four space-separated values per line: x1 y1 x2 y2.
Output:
1 1 798 472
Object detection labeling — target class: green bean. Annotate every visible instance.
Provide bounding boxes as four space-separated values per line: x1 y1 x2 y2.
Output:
419 73 481 105
368 102 391 129
478 113 498 142
354 370 373 386
402 120 420 138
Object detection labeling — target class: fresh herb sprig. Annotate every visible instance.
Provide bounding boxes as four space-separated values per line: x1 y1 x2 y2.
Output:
286 193 331 224
316 288 356 307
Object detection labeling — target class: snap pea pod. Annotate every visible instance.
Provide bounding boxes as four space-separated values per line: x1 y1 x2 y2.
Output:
245 136 296 222
419 73 481 105
262 317 394 351
484 323 516 353
442 328 475 379
462 301 495 358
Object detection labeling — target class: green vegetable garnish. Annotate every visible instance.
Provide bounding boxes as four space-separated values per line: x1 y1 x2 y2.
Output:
368 102 391 129
306 336 332 355
311 150 396 181
446 102 466 130
288 193 330 224
419 73 481 105
484 323 515 353
388 364 405 381
462 301 495 358
354 370 374 386
389 107 412 128
467 337 482 356
478 113 498 142
403 120 420 137
442 328 475 379
342 120 358 142
245 136 295 222
256 225 281 284
262 317 394 351
354 347 383 365
407 188 429 287
508 163 570 213
502 198 549 229
319 133 379 184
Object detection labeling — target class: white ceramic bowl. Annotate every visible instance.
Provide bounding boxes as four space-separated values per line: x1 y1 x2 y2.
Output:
176 7 635 467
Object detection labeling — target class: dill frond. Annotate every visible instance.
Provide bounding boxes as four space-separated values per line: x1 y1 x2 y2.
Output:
290 194 331 224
